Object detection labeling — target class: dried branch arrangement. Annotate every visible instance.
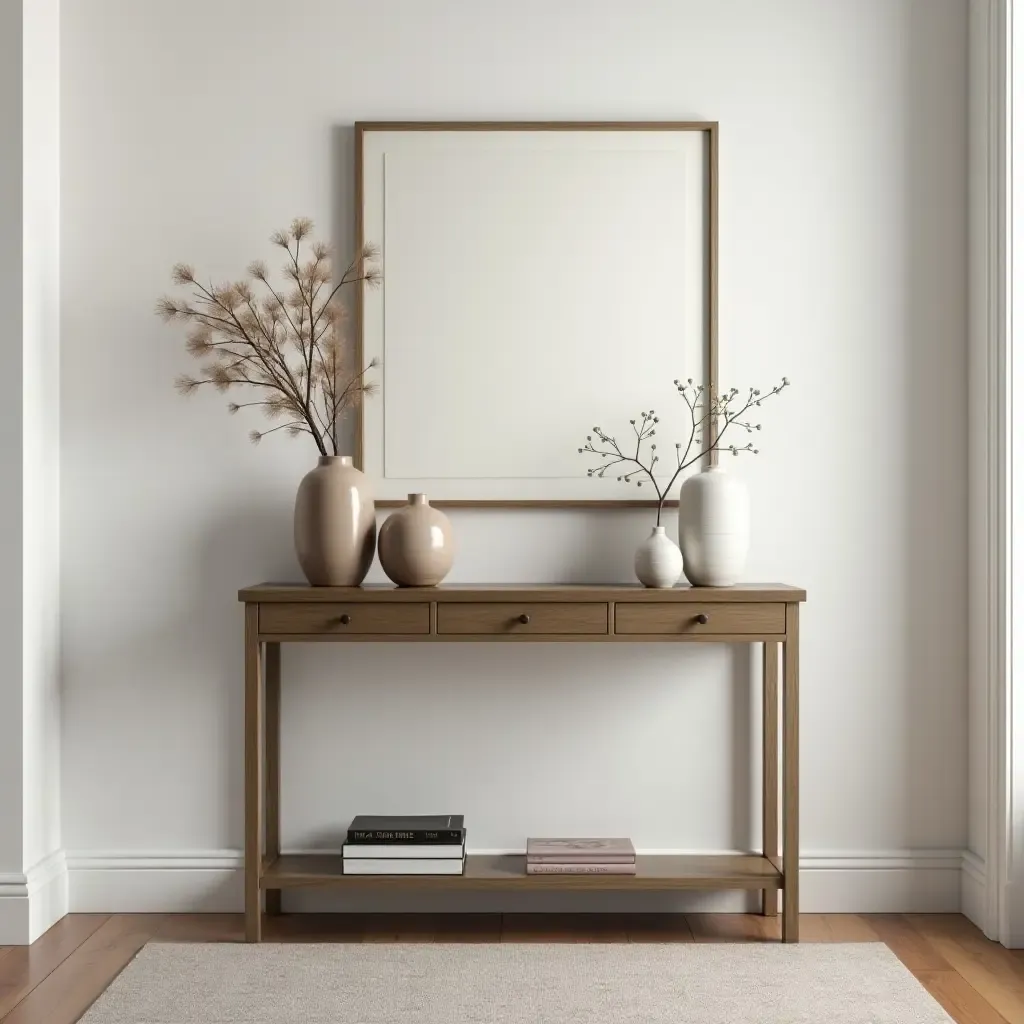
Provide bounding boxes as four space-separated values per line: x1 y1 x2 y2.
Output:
157 218 381 456
579 377 790 525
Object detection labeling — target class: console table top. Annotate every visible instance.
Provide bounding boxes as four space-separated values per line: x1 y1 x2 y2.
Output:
238 582 806 603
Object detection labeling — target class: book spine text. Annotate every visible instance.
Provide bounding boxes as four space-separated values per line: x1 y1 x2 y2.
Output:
348 830 463 844
525 862 638 875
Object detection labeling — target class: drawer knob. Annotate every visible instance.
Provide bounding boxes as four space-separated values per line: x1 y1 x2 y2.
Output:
695 613 709 625
518 613 531 625
339 613 351 625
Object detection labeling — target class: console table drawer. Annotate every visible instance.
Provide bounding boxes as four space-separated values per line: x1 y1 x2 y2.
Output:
259 603 430 635
614 603 785 636
437 603 608 636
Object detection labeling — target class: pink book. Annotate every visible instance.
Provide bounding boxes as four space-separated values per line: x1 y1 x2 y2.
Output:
526 838 636 864
526 861 637 875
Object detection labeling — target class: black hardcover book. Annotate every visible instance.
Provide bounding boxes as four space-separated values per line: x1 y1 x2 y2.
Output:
347 814 465 844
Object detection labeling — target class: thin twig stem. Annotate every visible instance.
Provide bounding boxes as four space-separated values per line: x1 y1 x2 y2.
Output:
580 379 788 521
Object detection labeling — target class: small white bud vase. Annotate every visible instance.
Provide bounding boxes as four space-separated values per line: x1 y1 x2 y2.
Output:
634 526 684 589
678 466 750 587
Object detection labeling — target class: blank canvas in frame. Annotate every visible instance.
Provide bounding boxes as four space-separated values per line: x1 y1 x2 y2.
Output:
358 123 717 506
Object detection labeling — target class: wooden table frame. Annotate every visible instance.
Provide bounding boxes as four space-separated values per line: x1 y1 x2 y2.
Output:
238 583 805 943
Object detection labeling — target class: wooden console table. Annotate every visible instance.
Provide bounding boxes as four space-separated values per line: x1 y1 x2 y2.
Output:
238 583 805 943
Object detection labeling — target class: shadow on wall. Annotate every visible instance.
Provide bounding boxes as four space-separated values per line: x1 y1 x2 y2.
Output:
897 1 968 853
331 125 357 298
191 497 297 843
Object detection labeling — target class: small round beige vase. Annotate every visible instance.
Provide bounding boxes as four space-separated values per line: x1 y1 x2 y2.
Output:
378 493 454 587
294 455 376 586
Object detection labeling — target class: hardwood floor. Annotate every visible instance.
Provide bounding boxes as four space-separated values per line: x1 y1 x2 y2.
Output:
0 913 1019 1023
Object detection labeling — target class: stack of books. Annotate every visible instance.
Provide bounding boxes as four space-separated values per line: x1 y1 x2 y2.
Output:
342 814 466 875
525 837 636 875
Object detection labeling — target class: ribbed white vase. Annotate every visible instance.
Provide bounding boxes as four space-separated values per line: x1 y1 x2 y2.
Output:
634 526 683 589
678 466 750 587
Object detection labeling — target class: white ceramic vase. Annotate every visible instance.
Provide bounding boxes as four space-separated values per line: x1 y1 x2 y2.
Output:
634 526 683 589
678 466 750 587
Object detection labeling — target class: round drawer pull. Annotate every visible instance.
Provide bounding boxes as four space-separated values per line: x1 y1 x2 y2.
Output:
339 614 351 625
695 613 710 625
518 613 531 625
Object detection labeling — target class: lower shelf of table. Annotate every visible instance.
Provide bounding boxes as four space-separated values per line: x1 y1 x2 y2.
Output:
260 853 783 891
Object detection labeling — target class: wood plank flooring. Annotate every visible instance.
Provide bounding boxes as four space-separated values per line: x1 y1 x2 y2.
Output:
0 913 1019 1023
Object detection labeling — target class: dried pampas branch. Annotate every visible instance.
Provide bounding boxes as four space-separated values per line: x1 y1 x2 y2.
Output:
157 217 382 456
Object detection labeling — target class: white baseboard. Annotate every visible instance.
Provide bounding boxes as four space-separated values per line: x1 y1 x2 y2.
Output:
961 850 988 934
0 849 68 944
798 850 963 914
65 851 244 914
65 848 967 915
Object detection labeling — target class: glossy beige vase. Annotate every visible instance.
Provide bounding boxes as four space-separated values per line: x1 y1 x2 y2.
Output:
294 456 376 586
378 493 454 587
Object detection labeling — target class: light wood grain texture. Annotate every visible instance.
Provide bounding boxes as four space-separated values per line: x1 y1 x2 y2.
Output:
762 641 779 917
914 970 1012 1024
797 914 879 942
241 582 806 604
868 915 952 971
905 914 1024 1023
372 498 685 509
244 605 262 942
354 121 718 508
687 914 779 942
259 602 430 635
262 853 781 891
359 914 439 943
623 915 695 943
706 120 719 468
268 914 367 942
419 914 501 943
782 602 799 942
153 914 243 943
614 602 785 635
500 913 630 942
0 915 108 1019
264 642 281 918
353 119 365 471
436 603 608 636
1 915 163 1024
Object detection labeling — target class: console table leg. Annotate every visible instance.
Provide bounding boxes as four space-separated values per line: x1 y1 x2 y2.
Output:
265 642 282 917
762 641 779 917
782 605 800 942
244 604 263 942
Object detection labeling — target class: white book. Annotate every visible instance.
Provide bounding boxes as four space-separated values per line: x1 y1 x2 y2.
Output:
343 843 465 859
343 857 466 876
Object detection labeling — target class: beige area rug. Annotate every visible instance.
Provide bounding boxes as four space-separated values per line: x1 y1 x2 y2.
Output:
80 942 953 1024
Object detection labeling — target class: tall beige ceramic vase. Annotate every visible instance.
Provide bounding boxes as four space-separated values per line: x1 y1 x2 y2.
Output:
294 455 376 586
378 493 454 587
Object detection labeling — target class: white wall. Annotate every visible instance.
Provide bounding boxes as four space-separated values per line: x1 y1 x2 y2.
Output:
0 0 64 944
23 0 61 882
0 0 26 886
60 0 969 911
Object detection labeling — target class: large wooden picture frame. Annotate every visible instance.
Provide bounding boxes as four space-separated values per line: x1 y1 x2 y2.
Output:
356 121 718 507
